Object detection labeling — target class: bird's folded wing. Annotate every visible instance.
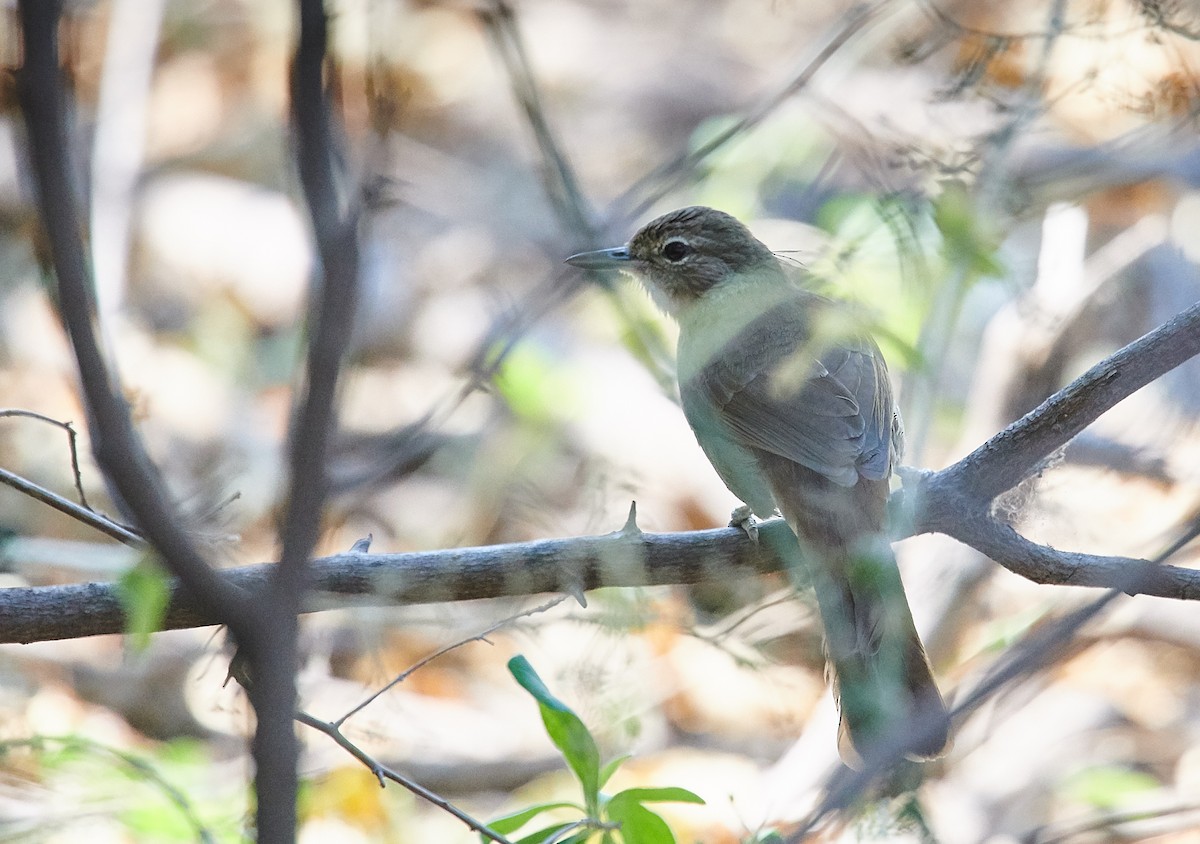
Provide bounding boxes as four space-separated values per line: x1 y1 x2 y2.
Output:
686 300 896 486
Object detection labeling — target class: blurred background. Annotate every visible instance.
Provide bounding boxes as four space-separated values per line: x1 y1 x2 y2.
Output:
2 0 1200 840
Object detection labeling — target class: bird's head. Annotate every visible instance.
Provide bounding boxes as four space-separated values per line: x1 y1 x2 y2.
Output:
567 206 781 316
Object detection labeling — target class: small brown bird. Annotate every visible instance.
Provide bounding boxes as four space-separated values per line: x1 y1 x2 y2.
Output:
568 206 949 765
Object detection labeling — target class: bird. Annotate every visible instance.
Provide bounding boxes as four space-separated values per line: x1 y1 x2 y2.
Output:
567 206 949 766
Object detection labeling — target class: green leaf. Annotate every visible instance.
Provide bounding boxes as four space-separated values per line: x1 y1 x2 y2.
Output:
556 833 595 844
493 344 581 425
116 556 171 651
607 787 704 806
933 180 1004 279
513 822 585 844
509 656 602 811
486 802 584 836
604 798 674 844
1062 765 1160 810
598 755 631 790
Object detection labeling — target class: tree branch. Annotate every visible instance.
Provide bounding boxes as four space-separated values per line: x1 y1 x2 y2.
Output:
14 0 252 626
3 300 1198 646
925 299 1200 508
0 512 786 644
0 466 144 548
898 298 1200 582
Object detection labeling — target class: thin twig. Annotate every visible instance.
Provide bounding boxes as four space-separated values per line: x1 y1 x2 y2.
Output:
0 409 93 510
479 0 595 240
611 1 890 227
1032 800 1200 844
0 466 144 547
294 710 517 844
336 595 567 727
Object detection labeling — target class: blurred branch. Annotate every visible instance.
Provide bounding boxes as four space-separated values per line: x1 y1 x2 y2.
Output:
611 1 889 226
15 1 251 621
233 0 366 837
1032 800 1200 844
478 0 595 240
0 736 217 843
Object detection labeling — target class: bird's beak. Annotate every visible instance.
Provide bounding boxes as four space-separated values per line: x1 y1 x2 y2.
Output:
565 246 630 269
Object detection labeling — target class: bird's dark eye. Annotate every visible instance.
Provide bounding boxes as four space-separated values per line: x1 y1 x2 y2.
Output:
662 239 690 262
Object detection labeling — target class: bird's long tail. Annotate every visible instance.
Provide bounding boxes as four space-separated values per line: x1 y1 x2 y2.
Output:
812 537 949 767
766 467 950 767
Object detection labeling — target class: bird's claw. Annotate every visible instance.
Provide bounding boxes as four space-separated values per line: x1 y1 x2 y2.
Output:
729 504 759 543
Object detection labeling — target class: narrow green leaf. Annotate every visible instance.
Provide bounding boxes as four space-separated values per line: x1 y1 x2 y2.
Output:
116 556 171 651
598 755 631 790
608 787 704 806
513 822 583 844
485 802 583 837
509 656 602 809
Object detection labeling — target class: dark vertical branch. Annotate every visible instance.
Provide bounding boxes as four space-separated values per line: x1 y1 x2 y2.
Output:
14 1 305 837
241 0 363 839
13 4 249 622
285 0 359 589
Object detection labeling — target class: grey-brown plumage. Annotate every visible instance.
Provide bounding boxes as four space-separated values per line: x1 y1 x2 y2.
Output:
568 206 949 765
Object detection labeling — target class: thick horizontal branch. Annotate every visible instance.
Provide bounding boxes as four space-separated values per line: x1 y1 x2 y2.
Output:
0 515 787 644
5 506 1200 645
4 303 1199 647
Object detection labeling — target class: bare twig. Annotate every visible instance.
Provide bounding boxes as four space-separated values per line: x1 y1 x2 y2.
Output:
336 595 567 727
294 710 517 844
0 409 93 510
1032 800 1200 844
479 0 595 240
0 466 144 548
611 1 890 227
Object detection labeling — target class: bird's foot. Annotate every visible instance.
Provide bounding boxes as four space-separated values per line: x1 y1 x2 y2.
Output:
729 504 759 543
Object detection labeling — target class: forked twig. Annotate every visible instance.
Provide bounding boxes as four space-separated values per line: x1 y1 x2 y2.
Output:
0 409 92 510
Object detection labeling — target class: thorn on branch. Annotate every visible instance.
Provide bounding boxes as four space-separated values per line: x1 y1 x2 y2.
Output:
619 500 642 537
